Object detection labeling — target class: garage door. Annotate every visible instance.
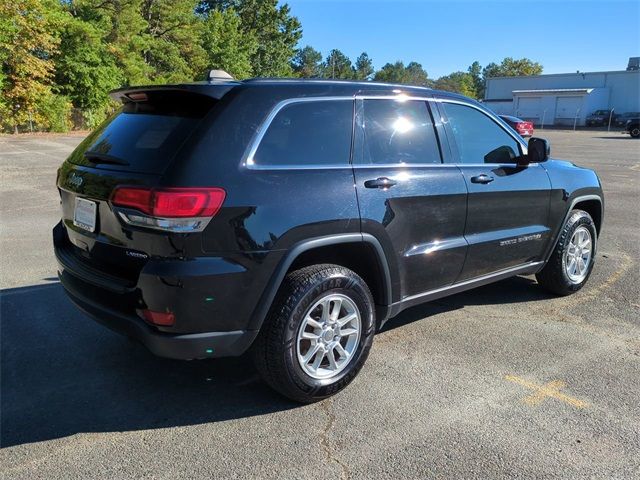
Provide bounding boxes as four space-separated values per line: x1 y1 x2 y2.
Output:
555 96 583 119
515 97 541 121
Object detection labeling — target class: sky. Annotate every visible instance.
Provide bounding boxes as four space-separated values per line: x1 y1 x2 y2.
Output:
286 0 640 78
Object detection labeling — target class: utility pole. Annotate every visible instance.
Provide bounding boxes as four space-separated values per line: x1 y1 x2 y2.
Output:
573 108 580 131
607 108 614 132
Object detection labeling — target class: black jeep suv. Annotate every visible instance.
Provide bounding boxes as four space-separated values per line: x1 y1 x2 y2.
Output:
54 78 604 402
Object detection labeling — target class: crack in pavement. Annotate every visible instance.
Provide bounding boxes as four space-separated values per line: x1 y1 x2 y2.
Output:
319 399 350 480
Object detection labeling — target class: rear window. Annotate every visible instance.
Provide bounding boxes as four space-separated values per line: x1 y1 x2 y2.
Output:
251 99 353 167
68 91 217 174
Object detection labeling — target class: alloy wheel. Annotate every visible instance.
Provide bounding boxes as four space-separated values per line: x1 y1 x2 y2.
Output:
564 226 593 283
296 294 361 380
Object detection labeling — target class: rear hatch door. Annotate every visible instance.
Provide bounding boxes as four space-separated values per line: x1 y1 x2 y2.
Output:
57 86 232 285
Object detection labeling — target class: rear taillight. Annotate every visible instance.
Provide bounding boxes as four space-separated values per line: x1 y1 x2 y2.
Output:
111 186 225 232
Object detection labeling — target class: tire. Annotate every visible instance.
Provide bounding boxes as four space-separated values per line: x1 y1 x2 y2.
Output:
252 264 375 403
630 126 640 138
536 209 597 296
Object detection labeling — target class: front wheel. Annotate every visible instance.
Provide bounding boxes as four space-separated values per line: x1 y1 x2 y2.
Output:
252 264 375 403
536 209 597 296
629 126 640 138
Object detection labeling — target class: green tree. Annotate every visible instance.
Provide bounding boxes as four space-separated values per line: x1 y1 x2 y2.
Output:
54 13 122 112
434 71 476 98
141 0 207 83
373 61 430 86
0 0 66 131
354 52 373 80
482 57 543 80
202 9 257 79
322 49 353 79
91 0 151 85
468 61 484 98
199 0 302 77
291 45 323 78
373 61 405 83
404 61 430 86
0 17 9 124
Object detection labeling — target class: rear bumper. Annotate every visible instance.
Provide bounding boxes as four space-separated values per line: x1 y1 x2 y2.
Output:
59 269 258 359
53 222 260 359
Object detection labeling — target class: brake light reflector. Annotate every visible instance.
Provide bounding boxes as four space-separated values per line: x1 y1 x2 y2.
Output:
112 187 226 217
111 187 226 232
139 309 175 326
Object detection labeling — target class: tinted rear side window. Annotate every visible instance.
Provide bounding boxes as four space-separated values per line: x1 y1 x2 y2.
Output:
68 91 217 174
252 100 353 166
356 99 441 165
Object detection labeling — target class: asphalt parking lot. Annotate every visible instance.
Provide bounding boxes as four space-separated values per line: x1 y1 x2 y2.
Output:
1 130 639 479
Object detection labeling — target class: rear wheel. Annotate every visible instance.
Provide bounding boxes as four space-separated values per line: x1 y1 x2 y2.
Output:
536 209 597 295
252 264 375 403
630 126 640 138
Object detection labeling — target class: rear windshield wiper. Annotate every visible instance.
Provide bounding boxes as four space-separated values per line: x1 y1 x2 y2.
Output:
84 152 130 166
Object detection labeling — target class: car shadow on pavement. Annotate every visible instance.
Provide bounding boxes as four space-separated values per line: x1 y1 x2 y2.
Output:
1 276 553 448
1 282 297 448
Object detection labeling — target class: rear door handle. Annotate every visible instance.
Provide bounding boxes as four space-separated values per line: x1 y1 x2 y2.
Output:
364 177 397 189
470 174 494 184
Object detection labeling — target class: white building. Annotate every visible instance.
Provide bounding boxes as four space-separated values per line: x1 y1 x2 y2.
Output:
483 59 640 126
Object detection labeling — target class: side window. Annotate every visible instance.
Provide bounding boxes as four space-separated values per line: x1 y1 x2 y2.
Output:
252 100 353 166
356 99 441 165
442 102 522 164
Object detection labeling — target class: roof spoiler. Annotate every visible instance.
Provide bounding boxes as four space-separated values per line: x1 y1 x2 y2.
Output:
109 83 238 104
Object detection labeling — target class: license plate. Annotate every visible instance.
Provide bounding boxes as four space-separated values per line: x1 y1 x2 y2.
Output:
73 197 97 232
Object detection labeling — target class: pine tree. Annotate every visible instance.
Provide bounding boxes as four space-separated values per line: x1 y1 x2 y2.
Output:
354 52 374 81
202 9 257 79
323 49 353 80
292 45 323 78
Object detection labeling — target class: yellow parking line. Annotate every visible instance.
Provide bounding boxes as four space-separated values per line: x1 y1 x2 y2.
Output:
505 375 589 409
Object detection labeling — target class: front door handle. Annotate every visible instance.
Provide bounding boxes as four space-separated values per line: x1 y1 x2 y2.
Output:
364 177 397 189
470 174 494 184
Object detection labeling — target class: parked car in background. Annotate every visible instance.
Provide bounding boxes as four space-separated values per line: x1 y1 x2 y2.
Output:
499 115 534 137
586 109 616 127
53 77 604 402
625 119 640 138
614 112 640 127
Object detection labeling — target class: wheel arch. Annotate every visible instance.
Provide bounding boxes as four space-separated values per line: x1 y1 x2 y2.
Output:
543 194 603 265
248 233 394 331
573 198 603 235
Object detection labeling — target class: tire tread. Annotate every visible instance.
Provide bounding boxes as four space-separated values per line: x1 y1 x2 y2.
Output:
536 209 596 296
252 264 373 403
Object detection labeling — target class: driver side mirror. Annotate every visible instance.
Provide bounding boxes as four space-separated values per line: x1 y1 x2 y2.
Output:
526 137 550 164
